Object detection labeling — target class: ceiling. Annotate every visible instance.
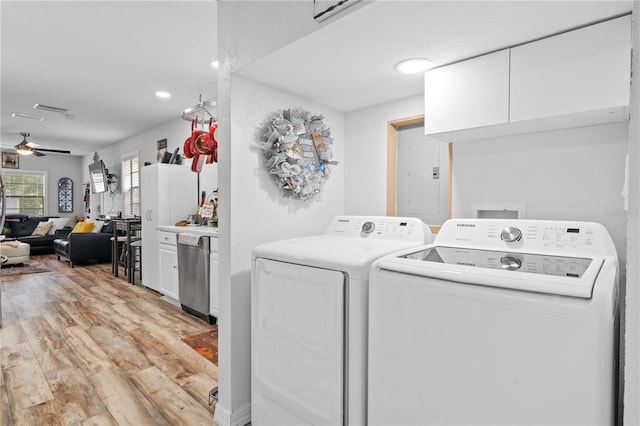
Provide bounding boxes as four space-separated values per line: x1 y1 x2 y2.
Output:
238 0 632 112
1 0 218 157
1 1 632 158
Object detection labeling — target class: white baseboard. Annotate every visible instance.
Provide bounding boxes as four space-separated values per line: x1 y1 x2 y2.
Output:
214 402 251 426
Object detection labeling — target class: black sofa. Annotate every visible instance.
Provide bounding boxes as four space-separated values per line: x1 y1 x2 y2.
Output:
53 221 116 267
1 214 68 255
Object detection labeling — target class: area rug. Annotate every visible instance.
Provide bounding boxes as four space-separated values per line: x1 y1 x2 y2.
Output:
1 261 51 277
182 326 218 365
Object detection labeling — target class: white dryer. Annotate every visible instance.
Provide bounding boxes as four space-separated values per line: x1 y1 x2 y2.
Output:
368 218 619 426
251 215 433 426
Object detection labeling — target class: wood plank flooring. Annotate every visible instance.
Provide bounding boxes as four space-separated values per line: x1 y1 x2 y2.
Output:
1 255 218 426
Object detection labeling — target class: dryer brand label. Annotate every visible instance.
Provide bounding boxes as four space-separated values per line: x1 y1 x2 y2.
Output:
456 223 476 227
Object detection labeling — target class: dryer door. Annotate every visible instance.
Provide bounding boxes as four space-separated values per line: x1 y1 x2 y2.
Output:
252 258 345 425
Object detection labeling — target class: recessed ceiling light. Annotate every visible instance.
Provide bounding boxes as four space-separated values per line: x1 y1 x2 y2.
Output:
11 112 45 121
394 58 434 74
155 91 171 99
210 60 219 69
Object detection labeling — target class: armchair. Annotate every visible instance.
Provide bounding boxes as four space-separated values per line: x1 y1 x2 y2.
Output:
53 221 116 267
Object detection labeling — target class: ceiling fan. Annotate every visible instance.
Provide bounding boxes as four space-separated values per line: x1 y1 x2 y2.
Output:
13 132 71 156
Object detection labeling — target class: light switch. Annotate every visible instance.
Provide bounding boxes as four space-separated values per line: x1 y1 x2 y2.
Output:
432 166 440 179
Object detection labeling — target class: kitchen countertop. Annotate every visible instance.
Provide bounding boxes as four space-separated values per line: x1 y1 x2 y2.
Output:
157 225 219 237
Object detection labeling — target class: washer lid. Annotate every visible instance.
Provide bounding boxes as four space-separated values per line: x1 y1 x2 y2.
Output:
253 235 427 279
377 245 605 298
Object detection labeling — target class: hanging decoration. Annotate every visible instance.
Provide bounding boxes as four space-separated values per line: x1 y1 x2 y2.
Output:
257 107 336 201
183 116 218 172
182 95 218 172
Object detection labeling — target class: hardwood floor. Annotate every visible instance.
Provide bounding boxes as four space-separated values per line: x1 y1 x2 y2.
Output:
1 255 218 425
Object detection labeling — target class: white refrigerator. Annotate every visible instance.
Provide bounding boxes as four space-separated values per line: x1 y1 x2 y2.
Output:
140 162 204 291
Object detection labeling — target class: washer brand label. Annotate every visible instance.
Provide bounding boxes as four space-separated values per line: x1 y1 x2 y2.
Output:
456 262 475 266
456 223 476 227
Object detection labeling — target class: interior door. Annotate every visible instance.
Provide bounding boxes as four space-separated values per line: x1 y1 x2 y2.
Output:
253 258 344 425
396 123 449 225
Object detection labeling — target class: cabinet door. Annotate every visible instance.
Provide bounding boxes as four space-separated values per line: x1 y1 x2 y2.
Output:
141 165 160 291
510 15 631 122
424 49 510 135
209 251 219 317
159 243 179 301
168 163 198 224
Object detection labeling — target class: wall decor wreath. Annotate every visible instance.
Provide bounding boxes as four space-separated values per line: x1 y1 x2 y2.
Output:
257 107 337 201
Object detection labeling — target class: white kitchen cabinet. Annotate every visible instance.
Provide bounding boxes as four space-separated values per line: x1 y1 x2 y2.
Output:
159 240 179 302
424 49 510 135
425 16 631 141
141 163 197 292
510 15 631 123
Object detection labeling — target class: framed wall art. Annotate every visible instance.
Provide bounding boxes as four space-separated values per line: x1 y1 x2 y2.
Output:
2 152 19 169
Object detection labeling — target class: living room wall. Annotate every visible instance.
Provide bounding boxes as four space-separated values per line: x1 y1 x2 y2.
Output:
12 153 84 221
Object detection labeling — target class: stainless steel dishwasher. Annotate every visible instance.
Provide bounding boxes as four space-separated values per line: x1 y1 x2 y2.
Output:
177 233 216 324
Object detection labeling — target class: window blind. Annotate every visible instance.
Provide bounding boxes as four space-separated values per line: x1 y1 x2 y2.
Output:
3 171 46 216
121 153 140 217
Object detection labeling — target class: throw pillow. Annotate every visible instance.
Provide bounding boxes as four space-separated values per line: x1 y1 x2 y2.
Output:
91 220 105 233
47 217 70 235
71 221 94 233
31 221 53 237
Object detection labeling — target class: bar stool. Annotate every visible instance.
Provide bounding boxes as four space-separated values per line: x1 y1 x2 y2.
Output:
111 235 128 275
128 239 143 284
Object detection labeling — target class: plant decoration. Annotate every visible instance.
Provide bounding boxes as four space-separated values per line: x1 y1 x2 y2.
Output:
257 107 336 201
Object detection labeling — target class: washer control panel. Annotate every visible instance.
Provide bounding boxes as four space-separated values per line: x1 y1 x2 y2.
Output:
325 215 433 243
435 219 614 257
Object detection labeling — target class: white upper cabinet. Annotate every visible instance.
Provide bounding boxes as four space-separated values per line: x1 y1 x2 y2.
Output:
424 49 510 135
510 15 631 122
424 15 631 141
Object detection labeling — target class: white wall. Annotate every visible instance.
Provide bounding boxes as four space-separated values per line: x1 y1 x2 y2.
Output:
624 2 639 423
230 76 345 265
216 2 334 424
344 94 423 215
452 122 629 258
213 74 344 424
14 153 84 221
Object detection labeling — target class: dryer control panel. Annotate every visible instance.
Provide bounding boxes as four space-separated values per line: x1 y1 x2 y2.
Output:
436 219 615 257
325 215 433 243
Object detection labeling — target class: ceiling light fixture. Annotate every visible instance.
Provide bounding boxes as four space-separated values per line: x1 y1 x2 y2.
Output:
16 132 35 155
155 91 171 99
11 112 45 121
394 58 434 74
211 60 219 69
16 145 34 155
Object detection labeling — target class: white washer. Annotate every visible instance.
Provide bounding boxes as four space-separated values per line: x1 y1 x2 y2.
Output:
251 215 433 426
368 218 619 426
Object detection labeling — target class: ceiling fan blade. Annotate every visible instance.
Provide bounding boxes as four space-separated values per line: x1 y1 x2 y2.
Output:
36 148 71 155
33 150 46 157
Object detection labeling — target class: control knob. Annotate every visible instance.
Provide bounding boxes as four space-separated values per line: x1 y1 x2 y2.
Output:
500 256 522 271
362 221 375 233
500 226 522 243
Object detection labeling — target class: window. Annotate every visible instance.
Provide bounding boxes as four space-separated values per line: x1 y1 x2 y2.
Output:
121 153 140 217
3 171 46 216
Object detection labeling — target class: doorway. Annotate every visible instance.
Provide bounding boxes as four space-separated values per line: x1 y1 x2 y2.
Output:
387 115 452 233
